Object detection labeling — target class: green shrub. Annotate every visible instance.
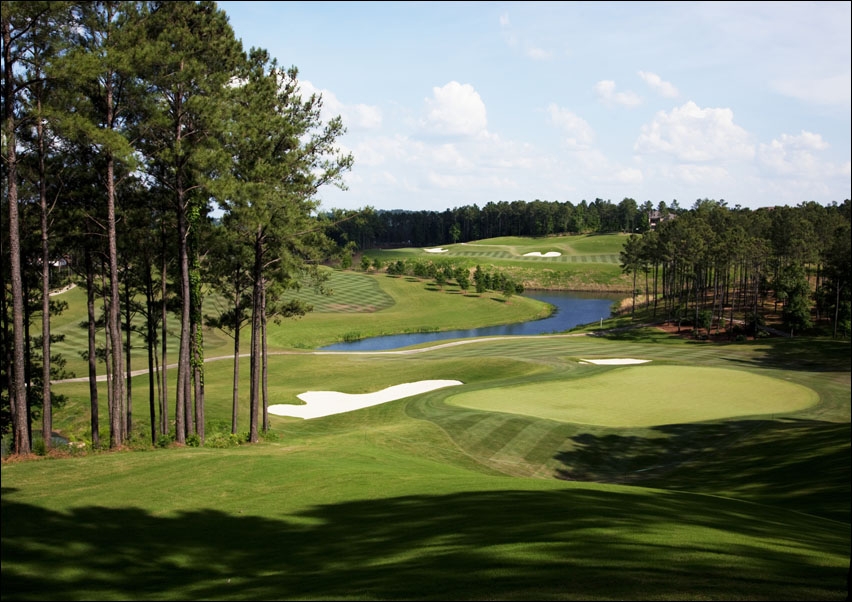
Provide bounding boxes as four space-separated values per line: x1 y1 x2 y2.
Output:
204 432 241 448
32 438 47 457
186 434 201 447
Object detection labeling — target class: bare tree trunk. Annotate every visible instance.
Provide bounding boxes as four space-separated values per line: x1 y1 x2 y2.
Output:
85 249 100 448
144 259 157 445
261 279 269 433
231 287 241 435
4 19 30 455
248 233 262 444
106 155 125 448
192 318 204 444
175 202 189 444
123 265 133 437
38 105 52 451
160 227 168 438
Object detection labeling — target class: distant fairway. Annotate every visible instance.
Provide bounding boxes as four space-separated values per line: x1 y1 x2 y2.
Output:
445 365 819 427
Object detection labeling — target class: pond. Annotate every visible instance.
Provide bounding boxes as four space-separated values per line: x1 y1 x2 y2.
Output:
318 291 626 351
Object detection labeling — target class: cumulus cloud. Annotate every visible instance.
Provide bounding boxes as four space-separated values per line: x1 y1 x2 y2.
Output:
595 80 642 108
634 101 755 162
423 81 488 136
615 167 644 185
547 103 595 148
758 131 833 176
771 73 852 107
298 80 382 129
637 71 679 98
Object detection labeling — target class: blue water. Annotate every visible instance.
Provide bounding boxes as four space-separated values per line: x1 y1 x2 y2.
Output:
318 291 624 351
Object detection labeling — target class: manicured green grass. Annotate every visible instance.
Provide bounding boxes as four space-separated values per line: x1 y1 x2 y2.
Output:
363 234 634 290
445 365 819 427
6 236 851 601
47 269 551 378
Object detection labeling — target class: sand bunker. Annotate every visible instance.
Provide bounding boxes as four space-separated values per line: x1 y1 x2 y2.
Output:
268 380 463 419
579 358 651 365
424 247 448 253
524 251 561 257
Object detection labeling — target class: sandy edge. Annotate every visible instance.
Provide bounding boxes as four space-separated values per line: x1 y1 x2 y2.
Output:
268 380 463 420
268 358 650 420
579 358 651 365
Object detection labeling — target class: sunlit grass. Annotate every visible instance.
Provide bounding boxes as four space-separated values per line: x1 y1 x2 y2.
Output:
445 365 818 427
8 234 851 601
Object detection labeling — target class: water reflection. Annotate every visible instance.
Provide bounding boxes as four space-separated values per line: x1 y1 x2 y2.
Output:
319 291 625 351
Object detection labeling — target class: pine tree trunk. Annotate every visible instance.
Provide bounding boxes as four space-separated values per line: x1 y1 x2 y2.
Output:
85 249 100 448
106 155 125 448
4 18 30 455
261 279 269 433
231 287 241 435
39 109 52 451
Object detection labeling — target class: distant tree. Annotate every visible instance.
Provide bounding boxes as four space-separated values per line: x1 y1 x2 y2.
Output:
502 278 517 302
450 222 461 244
776 263 812 337
620 234 642 318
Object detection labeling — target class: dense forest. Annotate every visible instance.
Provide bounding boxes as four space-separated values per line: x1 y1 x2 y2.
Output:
328 198 850 339
2 2 850 459
1 1 353 455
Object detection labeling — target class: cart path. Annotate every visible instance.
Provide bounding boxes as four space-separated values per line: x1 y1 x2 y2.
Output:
52 328 642 384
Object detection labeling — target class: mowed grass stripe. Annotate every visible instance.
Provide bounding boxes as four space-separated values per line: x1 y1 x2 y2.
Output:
293 270 394 313
485 420 570 477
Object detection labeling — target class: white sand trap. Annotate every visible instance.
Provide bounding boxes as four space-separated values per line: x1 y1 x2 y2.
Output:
579 358 651 365
524 251 561 257
424 247 448 253
268 380 463 419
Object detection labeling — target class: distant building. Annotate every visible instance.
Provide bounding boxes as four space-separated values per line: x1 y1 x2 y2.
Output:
648 210 676 230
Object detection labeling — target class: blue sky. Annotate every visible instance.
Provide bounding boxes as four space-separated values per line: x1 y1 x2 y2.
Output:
216 1 851 213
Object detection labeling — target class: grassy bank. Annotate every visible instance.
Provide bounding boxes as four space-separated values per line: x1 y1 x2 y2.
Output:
4 233 850 600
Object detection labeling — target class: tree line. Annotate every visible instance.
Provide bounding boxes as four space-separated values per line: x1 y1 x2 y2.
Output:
326 197 656 249
618 199 850 340
1 1 352 456
2 3 849 459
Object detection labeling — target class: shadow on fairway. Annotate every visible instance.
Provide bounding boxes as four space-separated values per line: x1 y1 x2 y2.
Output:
553 418 851 523
1 487 846 601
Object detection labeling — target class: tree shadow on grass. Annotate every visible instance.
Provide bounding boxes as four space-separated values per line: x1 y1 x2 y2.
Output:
1 486 846 601
553 419 851 523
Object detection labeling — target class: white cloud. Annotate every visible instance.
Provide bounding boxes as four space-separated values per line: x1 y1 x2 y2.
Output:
637 71 679 98
615 167 644 185
634 101 755 162
594 80 642 108
423 81 488 136
547 103 595 148
500 12 552 60
758 131 835 176
526 46 552 60
298 80 382 129
772 73 852 107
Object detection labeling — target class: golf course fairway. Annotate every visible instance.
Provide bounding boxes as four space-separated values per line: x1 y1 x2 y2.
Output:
445 365 819 427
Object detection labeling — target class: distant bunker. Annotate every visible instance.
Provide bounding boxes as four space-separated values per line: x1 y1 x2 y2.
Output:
445 365 818 427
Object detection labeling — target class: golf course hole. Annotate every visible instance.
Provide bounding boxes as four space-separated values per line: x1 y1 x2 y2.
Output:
444 365 818 427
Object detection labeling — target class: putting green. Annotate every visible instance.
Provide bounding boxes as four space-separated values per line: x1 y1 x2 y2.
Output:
444 365 819 427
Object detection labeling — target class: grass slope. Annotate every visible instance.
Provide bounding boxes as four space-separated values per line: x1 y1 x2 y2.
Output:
4 236 851 601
